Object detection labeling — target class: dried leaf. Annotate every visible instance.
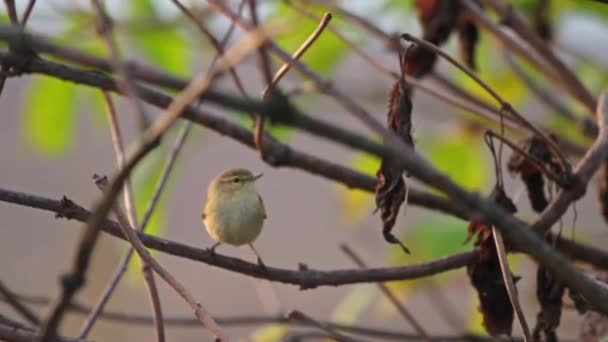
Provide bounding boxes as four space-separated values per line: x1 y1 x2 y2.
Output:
533 264 565 342
415 0 460 45
467 186 518 337
374 49 415 254
531 0 552 41
457 19 479 70
508 135 561 213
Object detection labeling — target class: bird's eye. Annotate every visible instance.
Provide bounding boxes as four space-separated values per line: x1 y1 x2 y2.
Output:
232 177 240 183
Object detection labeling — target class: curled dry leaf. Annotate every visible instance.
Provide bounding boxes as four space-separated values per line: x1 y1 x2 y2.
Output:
412 0 481 75
374 48 415 255
531 0 552 41
507 135 561 213
457 19 479 70
466 186 518 337
533 265 565 342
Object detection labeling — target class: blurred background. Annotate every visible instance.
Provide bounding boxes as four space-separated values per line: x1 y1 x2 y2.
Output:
1 0 608 340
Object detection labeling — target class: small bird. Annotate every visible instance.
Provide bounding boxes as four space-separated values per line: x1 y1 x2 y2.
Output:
202 168 267 266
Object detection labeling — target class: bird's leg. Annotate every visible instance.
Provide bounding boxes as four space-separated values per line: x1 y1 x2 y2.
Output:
248 243 268 272
208 242 221 255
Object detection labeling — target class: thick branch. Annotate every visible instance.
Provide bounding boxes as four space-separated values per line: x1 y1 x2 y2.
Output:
0 50 465 219
1 188 608 289
0 187 477 288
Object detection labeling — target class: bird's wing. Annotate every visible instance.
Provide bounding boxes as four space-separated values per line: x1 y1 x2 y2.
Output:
258 194 267 219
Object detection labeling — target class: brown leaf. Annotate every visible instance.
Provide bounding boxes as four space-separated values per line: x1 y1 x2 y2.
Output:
415 0 460 45
411 0 460 77
457 19 479 70
467 186 518 337
374 48 415 254
508 135 561 213
533 264 565 342
531 0 552 41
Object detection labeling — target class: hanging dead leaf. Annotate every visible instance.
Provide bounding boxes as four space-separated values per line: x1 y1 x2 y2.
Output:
374 48 415 254
531 0 552 41
533 264 565 342
508 135 561 213
467 185 518 338
457 19 479 70
415 0 459 45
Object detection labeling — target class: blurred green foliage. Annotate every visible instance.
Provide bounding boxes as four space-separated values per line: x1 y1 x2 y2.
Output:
22 77 78 156
272 3 349 75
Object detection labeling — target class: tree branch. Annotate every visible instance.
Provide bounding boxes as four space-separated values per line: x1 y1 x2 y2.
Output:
0 187 477 287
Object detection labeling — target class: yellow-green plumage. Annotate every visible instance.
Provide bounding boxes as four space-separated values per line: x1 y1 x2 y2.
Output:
203 169 266 246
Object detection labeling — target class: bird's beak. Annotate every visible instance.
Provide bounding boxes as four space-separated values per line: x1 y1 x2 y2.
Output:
254 173 263 181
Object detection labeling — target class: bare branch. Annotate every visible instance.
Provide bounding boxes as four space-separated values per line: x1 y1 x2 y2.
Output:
21 0 37 25
90 0 151 131
340 244 431 342
94 176 226 340
77 92 165 342
492 228 531 341
401 33 569 172
533 92 608 235
286 310 365 342
0 281 40 326
1 188 607 288
477 0 596 113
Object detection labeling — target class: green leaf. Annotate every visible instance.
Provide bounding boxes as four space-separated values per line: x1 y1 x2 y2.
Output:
250 324 289 342
419 127 490 191
330 285 376 324
454 36 528 107
132 26 190 76
22 77 78 156
335 152 379 224
129 0 190 75
402 215 470 261
271 3 349 75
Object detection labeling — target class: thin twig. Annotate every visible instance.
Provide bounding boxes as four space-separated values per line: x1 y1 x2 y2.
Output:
78 91 165 342
3 28 608 313
0 280 40 326
400 33 569 172
492 228 531 341
21 0 37 25
207 0 403 147
3 0 17 24
248 0 274 160
90 0 150 132
501 49 597 138
340 244 431 342
0 319 88 342
170 0 249 99
1 188 607 286
0 310 531 342
478 0 596 113
286 310 365 342
485 130 567 187
297 0 585 154
0 49 468 219
261 11 332 98
94 176 226 340
40 23 272 342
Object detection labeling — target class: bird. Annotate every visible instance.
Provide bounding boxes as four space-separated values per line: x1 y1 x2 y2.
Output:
202 168 267 266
